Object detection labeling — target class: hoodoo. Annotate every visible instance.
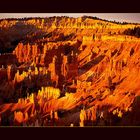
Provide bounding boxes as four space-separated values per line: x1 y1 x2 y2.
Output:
0 15 140 126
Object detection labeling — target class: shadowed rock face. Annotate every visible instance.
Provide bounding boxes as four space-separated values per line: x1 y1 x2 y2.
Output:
0 16 140 126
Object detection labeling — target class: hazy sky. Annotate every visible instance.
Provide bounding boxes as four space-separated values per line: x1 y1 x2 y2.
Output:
0 13 140 23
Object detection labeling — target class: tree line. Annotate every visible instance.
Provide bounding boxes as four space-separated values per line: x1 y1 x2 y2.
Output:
123 27 140 38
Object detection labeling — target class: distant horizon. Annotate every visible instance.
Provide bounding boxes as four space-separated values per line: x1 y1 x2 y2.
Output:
0 13 140 24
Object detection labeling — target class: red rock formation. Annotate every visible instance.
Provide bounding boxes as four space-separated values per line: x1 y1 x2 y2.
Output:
61 55 68 77
0 16 140 126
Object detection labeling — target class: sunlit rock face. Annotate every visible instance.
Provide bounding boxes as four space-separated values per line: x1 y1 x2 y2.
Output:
0 16 140 126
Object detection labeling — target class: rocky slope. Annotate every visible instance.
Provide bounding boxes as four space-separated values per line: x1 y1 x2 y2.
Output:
0 16 140 126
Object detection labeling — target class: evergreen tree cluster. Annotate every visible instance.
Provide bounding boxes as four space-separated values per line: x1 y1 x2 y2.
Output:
123 27 140 38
